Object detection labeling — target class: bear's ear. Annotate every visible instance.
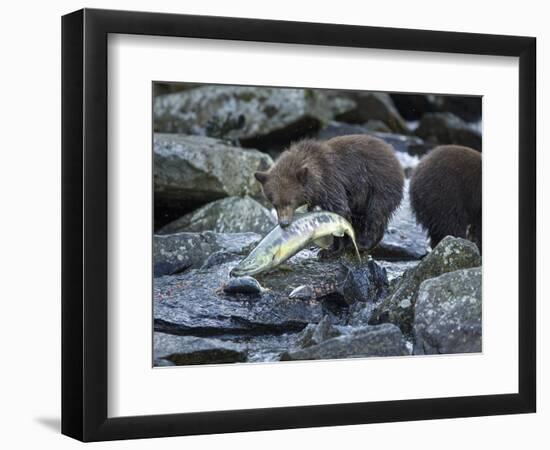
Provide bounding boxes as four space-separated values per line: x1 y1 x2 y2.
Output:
297 166 308 185
254 171 269 184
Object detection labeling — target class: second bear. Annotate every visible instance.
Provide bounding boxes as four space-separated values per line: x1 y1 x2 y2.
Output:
410 145 482 251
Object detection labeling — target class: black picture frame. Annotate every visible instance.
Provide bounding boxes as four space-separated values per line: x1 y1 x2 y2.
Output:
62 8 536 442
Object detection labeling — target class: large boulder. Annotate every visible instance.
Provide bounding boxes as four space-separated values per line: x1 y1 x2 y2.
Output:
158 196 276 235
154 256 389 336
153 231 261 277
154 262 330 336
372 181 429 260
414 112 481 150
332 92 410 134
370 236 481 335
153 85 354 147
154 332 247 365
154 134 273 211
281 323 409 360
413 267 482 354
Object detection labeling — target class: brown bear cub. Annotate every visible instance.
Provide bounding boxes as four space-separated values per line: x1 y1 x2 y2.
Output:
254 135 404 252
410 145 481 251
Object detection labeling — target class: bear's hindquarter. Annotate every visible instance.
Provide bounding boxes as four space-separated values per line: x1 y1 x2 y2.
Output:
322 136 404 246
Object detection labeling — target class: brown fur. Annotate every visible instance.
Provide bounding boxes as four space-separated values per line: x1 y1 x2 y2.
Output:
255 135 405 251
410 145 481 251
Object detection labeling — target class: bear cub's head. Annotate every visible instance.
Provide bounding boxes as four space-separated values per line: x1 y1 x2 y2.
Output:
254 163 309 228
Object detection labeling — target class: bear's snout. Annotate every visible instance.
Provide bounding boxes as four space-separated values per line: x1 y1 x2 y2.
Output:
277 207 294 228
279 217 291 227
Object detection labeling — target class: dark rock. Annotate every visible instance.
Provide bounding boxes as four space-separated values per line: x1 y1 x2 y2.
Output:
390 94 439 120
369 131 431 156
281 323 409 360
378 260 420 284
316 122 430 156
154 134 273 211
372 181 429 260
235 333 301 363
281 258 389 306
391 94 482 123
415 112 481 150
338 259 389 305
154 332 247 365
413 267 482 354
433 96 482 122
154 261 333 336
370 236 481 335
153 82 201 98
153 86 354 147
295 316 342 348
158 196 276 235
201 251 241 269
362 120 393 132
223 276 264 295
316 122 375 140
331 91 410 134
153 231 261 277
154 358 176 367
154 253 390 337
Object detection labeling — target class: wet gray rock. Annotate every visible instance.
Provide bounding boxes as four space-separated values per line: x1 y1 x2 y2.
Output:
362 120 393 133
153 86 354 146
154 262 331 336
223 276 264 295
154 255 390 337
372 181 429 260
158 196 276 235
378 260 420 284
154 358 176 367
295 316 342 348
281 323 409 361
236 334 302 363
154 134 273 210
332 92 410 134
154 332 247 365
413 267 482 355
274 257 389 306
316 122 429 156
153 231 261 277
415 112 481 150
371 132 430 157
370 236 481 335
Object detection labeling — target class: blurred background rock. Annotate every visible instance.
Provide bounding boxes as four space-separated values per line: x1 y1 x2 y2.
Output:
153 82 481 232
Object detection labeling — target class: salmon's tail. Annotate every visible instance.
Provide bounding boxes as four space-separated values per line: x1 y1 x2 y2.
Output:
345 226 362 264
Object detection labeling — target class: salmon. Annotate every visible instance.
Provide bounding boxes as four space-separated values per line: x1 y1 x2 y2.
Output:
230 211 361 277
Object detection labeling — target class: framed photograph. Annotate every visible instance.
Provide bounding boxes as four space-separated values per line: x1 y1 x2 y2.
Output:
62 8 536 442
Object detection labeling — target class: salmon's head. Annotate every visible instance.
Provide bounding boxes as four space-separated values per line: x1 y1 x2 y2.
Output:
229 248 276 278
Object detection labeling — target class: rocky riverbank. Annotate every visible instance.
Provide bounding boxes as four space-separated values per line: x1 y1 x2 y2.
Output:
152 84 482 366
